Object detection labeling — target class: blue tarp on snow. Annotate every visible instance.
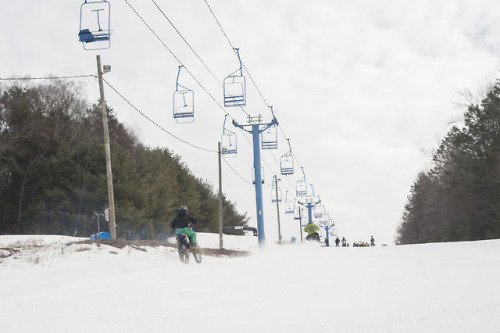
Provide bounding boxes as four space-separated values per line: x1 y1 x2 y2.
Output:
89 232 112 240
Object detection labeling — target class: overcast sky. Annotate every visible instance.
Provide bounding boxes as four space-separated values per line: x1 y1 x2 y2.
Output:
2 0 500 244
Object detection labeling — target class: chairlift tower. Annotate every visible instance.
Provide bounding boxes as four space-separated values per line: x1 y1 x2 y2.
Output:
320 220 335 247
297 196 321 224
233 114 278 245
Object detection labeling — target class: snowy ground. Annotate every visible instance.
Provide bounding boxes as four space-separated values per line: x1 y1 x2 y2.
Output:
1 233 499 333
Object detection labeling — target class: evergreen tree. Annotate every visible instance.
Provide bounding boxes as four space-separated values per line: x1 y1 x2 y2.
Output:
398 80 500 244
0 79 248 238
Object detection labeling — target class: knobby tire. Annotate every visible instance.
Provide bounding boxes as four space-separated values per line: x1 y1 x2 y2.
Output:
193 248 202 263
178 245 189 264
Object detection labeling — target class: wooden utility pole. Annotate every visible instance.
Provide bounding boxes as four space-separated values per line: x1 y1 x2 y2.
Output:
274 175 282 244
218 142 224 249
96 55 117 239
299 208 303 243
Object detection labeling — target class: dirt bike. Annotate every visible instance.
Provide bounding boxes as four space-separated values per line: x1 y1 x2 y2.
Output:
305 232 320 242
175 232 202 264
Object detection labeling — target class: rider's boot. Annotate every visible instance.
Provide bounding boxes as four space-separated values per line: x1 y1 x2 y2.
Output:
191 242 200 252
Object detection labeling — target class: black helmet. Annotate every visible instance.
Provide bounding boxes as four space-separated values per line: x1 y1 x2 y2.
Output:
178 206 188 214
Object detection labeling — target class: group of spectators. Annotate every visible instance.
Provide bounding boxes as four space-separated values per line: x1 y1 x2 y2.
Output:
303 221 377 248
335 236 376 247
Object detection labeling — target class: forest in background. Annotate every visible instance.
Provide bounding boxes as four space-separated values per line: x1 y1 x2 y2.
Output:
0 79 248 239
397 80 500 244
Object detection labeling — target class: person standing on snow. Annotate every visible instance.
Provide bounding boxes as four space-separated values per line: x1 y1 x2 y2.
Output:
335 237 340 247
171 206 200 248
303 221 320 241
370 236 375 246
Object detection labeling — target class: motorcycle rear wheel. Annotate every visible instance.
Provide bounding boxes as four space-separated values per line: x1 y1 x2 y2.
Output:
178 245 190 263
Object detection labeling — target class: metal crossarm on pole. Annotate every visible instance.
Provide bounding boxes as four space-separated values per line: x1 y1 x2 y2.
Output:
297 198 321 223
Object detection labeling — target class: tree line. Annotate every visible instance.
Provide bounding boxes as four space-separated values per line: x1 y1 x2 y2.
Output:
397 80 500 244
0 79 248 239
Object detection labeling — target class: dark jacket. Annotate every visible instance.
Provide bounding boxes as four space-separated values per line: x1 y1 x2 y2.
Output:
171 211 198 230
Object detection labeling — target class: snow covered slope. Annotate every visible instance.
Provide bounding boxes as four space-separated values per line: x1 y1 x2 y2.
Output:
1 234 499 332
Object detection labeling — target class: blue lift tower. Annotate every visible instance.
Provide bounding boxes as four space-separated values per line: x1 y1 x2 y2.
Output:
233 114 278 245
297 196 321 224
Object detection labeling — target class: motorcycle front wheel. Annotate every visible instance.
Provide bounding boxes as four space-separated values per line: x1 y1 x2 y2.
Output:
192 247 202 264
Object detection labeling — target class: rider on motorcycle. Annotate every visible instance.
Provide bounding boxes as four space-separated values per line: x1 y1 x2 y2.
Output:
171 206 200 248
303 221 320 241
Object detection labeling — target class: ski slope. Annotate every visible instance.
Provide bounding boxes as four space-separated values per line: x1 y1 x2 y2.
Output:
1 233 499 332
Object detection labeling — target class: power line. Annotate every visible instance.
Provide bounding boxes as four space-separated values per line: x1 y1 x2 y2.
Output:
1 72 255 189
102 77 217 153
143 0 279 182
0 69 258 194
125 0 264 183
0 74 96 81
1 73 215 153
204 4 322 211
103 77 254 186
127 0 317 206
222 157 252 185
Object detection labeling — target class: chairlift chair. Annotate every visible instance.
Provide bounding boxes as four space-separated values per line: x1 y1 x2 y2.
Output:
296 167 307 197
221 115 237 156
314 202 323 218
280 139 294 175
223 48 246 107
79 0 112 50
328 216 334 229
319 209 328 224
293 206 302 220
261 124 278 149
173 66 194 123
319 206 328 222
261 106 278 149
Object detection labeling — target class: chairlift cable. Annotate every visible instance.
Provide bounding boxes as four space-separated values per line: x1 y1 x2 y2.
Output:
203 1 272 109
204 0 308 179
277 125 305 171
203 0 234 50
126 1 274 189
123 0 241 121
202 1 259 116
151 0 217 81
150 0 250 118
151 0 312 195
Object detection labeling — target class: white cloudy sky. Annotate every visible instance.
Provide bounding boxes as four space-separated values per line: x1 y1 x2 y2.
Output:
1 0 500 244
